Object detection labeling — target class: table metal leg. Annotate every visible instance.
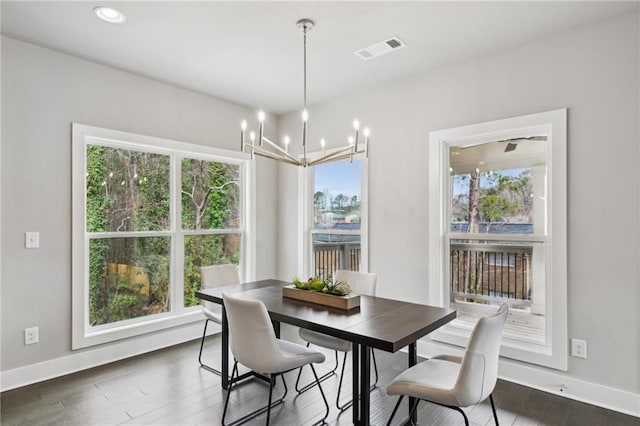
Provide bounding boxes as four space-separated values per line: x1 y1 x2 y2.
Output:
272 320 281 338
360 344 371 426
222 307 230 389
408 342 418 424
352 343 360 425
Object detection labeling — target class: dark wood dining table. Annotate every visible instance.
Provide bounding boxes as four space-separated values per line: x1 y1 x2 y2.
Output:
196 279 456 426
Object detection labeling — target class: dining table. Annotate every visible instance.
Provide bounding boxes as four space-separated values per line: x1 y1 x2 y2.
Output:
195 279 456 426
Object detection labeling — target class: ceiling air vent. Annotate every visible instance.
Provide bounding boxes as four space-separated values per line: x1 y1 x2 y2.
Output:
354 36 406 61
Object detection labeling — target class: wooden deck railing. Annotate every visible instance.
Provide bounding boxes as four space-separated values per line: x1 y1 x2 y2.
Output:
313 243 361 280
450 242 532 305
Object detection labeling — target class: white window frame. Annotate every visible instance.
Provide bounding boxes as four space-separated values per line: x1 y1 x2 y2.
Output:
72 123 255 349
428 109 567 370
297 152 369 278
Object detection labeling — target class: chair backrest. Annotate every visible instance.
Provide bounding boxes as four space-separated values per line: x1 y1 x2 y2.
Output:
455 303 508 405
201 264 240 311
222 292 282 373
334 270 377 296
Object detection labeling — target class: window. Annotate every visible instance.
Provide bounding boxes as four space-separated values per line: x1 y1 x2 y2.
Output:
428 109 567 370
299 157 368 280
72 124 254 349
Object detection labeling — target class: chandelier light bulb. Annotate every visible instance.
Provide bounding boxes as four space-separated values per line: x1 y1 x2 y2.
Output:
241 120 247 131
353 119 360 130
250 131 256 142
258 111 266 123
363 128 370 138
348 136 354 145
302 109 309 122
284 136 290 145
320 138 326 147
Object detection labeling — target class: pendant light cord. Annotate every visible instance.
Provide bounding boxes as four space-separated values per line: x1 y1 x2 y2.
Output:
303 24 308 109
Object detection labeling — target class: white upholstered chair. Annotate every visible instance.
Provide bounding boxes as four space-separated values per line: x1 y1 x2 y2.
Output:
198 264 240 375
221 292 329 425
386 303 509 426
296 270 378 411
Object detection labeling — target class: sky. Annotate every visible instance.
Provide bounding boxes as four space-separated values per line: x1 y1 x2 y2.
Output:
314 159 362 198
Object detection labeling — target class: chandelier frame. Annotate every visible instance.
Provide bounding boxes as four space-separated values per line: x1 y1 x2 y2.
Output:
239 19 370 167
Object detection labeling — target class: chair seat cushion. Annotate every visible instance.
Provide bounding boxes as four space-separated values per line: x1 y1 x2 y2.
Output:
270 339 326 372
299 328 352 352
203 307 222 323
386 358 463 407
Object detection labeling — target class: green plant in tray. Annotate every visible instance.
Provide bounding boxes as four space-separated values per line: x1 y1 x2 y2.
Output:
291 275 351 296
292 276 325 291
292 276 308 290
323 275 351 296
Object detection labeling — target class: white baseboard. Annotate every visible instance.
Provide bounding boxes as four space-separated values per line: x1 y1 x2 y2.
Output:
1 321 221 392
417 340 640 418
3 328 639 419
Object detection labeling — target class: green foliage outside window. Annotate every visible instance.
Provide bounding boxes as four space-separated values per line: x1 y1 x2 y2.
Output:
86 146 241 326
181 158 240 307
451 169 533 229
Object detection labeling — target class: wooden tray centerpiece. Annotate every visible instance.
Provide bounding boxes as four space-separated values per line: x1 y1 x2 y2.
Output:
283 277 360 311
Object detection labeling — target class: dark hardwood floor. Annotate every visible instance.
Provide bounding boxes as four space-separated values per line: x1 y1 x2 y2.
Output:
2 324 638 425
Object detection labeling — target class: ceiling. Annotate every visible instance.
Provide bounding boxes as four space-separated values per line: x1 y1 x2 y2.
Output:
2 1 636 114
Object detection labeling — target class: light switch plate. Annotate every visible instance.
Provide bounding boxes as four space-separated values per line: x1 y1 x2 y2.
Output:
25 232 40 249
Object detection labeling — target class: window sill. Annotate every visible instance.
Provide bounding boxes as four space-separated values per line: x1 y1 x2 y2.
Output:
73 308 203 350
431 322 567 371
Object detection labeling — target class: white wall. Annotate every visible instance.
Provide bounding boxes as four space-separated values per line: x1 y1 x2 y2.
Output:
0 37 278 374
278 11 640 404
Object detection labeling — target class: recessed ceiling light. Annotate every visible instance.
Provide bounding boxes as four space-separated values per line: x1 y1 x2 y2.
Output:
93 6 126 24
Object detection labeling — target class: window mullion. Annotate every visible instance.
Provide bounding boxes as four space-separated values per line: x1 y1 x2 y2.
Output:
173 153 184 313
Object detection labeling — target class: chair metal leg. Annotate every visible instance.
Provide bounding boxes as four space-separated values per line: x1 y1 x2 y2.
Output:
387 397 420 426
489 394 499 425
222 362 287 426
336 351 350 411
266 375 276 425
281 372 289 400
407 400 420 426
450 405 470 426
386 395 404 426
389 397 474 426
198 319 222 375
426 399 471 426
295 347 339 394
221 361 239 425
336 347 378 412
309 364 330 425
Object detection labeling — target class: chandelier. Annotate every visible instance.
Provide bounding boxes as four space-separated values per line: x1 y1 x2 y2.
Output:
240 19 370 167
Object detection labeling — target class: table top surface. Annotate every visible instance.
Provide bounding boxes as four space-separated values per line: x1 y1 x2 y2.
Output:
196 279 456 352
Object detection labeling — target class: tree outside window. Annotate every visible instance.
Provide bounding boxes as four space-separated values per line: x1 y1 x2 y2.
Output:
86 146 242 327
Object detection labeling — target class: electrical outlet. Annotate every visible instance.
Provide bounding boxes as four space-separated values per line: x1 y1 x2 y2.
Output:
25 326 39 345
571 338 587 359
